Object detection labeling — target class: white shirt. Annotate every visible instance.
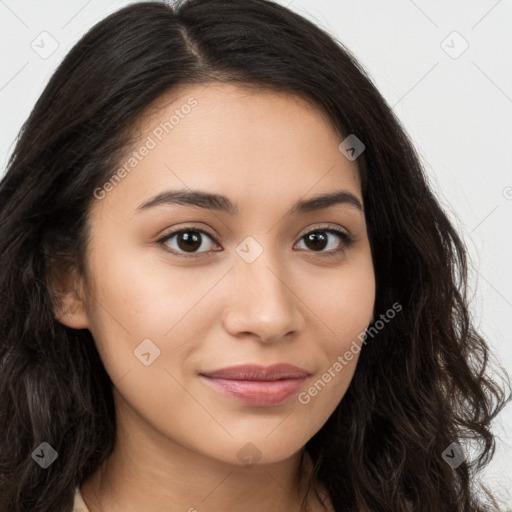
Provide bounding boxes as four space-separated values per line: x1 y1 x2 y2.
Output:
72 487 90 512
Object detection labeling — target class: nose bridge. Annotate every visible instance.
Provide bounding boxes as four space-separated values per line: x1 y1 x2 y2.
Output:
241 251 287 304
224 236 302 341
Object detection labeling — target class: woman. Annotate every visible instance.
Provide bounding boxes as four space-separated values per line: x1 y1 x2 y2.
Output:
0 1 509 511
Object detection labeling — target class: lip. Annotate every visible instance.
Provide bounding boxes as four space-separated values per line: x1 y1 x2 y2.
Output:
199 364 310 407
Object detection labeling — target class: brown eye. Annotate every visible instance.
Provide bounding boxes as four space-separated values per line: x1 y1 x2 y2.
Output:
158 224 353 259
296 227 353 254
160 228 219 255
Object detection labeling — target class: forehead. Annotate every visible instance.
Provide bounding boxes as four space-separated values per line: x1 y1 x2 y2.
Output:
92 81 362 217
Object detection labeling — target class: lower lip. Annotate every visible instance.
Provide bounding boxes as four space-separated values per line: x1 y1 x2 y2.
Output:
199 375 307 406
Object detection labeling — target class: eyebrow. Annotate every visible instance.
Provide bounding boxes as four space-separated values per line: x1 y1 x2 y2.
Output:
136 188 364 215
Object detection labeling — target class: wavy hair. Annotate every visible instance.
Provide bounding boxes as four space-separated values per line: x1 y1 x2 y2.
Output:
0 1 510 511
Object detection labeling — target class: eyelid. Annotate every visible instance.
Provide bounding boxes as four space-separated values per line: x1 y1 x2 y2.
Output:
156 222 354 258
297 222 351 239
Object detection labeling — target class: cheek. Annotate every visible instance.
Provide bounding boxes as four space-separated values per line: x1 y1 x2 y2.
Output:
82 251 205 440
85 237 198 332
279 257 375 431
83 239 231 398
304 252 375 349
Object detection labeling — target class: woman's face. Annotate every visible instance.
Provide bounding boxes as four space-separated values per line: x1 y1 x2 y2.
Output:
63 82 375 466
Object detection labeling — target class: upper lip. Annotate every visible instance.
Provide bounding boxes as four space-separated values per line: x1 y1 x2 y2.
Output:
200 364 310 381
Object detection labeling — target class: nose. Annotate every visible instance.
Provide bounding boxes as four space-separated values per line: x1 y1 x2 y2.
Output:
222 251 305 344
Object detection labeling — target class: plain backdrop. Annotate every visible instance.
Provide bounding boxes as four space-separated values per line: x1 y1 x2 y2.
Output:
1 0 511 506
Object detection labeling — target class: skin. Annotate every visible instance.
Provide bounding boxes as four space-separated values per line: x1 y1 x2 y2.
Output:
56 82 375 512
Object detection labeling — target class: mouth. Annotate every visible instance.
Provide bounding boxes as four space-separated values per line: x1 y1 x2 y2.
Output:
199 364 310 407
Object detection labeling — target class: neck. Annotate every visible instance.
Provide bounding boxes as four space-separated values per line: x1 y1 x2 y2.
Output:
80 396 330 512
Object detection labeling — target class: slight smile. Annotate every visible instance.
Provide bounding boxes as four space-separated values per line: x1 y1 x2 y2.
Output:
199 364 311 407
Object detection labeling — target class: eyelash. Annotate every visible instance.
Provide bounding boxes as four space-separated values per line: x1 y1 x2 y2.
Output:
156 223 355 259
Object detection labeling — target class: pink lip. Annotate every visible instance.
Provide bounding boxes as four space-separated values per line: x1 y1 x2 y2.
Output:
199 364 310 407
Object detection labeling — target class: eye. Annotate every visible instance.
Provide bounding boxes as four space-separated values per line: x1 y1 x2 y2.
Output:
157 223 354 258
295 225 354 256
158 226 220 257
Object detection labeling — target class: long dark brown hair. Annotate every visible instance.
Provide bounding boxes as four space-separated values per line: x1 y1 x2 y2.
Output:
0 1 510 511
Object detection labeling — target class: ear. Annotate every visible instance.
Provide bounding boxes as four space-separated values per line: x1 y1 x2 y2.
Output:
49 263 90 329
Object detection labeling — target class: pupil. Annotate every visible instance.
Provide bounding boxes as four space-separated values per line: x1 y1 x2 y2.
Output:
178 231 201 252
306 231 327 251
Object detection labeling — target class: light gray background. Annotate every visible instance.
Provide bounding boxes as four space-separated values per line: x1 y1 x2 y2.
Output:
1 0 511 506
